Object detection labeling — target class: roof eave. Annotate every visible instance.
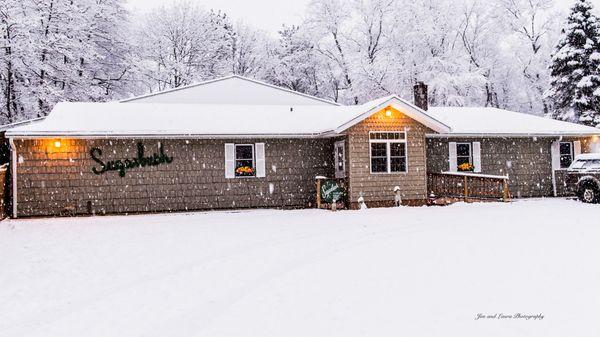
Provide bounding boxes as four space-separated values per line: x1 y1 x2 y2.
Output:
335 96 452 134
5 131 340 139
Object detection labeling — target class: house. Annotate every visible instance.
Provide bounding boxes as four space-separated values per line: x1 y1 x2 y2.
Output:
4 75 600 217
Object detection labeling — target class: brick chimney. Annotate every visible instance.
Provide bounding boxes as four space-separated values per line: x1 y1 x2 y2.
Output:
413 82 428 111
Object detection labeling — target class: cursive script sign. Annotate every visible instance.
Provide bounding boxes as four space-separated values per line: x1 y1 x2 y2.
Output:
320 180 346 203
90 142 173 177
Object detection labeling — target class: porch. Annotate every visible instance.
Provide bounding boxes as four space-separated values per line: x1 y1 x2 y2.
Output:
427 171 511 203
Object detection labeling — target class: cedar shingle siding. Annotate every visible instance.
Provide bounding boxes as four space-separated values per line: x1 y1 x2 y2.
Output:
426 137 593 198
11 108 597 217
346 108 432 207
14 138 334 216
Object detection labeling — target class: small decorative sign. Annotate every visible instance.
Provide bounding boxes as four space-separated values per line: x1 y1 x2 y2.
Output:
90 142 173 177
320 180 345 203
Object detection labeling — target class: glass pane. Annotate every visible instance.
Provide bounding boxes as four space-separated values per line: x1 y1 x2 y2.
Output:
371 157 387 172
584 160 600 169
571 160 585 169
236 145 253 160
457 143 471 156
457 156 471 166
235 159 255 176
559 142 572 156
370 132 403 140
560 155 572 168
370 143 387 157
390 142 406 157
390 157 406 172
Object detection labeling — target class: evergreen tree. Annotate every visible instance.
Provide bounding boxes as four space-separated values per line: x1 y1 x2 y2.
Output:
548 0 600 127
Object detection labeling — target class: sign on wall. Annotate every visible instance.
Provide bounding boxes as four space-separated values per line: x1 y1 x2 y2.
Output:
320 180 346 203
90 142 173 177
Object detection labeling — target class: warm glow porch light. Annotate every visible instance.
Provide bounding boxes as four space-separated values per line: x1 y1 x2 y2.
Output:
385 108 392 117
54 140 61 148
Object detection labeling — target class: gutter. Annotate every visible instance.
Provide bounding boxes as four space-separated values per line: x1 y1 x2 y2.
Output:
426 132 600 138
5 131 345 139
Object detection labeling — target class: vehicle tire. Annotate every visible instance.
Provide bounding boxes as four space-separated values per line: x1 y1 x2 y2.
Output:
578 183 600 203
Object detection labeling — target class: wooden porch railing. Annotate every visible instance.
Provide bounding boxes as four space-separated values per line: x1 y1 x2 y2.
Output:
427 171 511 202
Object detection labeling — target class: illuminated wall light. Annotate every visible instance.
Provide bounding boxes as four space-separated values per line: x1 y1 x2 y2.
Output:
54 140 61 148
385 108 392 117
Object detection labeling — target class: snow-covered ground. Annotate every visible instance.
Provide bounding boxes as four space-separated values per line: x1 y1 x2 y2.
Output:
1 198 599 337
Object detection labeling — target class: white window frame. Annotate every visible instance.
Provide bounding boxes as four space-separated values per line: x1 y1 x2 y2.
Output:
234 144 256 178
456 142 472 167
559 141 574 169
368 131 408 174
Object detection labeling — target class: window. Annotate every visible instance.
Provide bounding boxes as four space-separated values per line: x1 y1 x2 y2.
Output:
571 159 600 170
456 143 472 167
369 132 407 173
235 144 255 177
559 142 573 169
334 140 346 178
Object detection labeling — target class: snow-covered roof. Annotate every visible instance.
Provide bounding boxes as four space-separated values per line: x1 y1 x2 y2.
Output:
4 94 599 139
121 75 340 106
0 117 46 132
6 103 350 138
5 96 450 138
427 107 600 137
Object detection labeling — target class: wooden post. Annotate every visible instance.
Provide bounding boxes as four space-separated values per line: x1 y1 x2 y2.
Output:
502 179 510 202
316 179 321 209
463 176 469 203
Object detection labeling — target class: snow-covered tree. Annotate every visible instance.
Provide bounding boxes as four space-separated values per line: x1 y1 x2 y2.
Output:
305 0 357 104
547 0 600 126
0 0 30 122
0 0 133 123
350 0 396 101
229 22 271 77
386 0 486 107
496 0 558 114
136 3 233 91
85 0 135 98
457 0 502 107
264 25 329 98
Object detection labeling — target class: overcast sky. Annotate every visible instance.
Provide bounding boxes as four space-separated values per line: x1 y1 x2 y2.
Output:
125 0 311 33
125 0 582 34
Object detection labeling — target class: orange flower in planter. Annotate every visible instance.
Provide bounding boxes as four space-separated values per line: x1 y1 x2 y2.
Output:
236 166 254 175
458 162 475 172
